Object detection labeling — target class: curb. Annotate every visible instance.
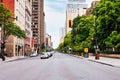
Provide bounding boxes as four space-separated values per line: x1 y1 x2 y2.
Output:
88 59 120 68
88 59 114 67
67 54 84 59
65 53 120 68
5 57 28 62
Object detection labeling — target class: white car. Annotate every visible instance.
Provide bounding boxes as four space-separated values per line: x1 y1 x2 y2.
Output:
30 51 38 57
40 52 49 59
46 52 52 57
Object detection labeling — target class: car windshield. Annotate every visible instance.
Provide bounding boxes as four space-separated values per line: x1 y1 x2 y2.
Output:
41 52 45 55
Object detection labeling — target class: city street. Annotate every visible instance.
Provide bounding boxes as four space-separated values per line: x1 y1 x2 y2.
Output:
0 52 120 80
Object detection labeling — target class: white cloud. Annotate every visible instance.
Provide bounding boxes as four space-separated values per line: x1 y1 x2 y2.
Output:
44 0 93 48
44 0 66 48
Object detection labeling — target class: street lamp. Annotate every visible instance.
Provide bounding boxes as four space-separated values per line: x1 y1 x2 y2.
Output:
94 0 99 60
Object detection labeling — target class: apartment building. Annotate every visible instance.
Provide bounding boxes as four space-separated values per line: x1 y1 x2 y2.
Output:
1 0 25 56
59 27 66 43
32 0 45 50
45 33 52 51
25 0 32 56
85 0 100 17
66 0 88 34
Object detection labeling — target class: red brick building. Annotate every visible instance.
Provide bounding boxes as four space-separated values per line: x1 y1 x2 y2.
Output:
85 1 100 17
0 0 26 57
0 0 14 14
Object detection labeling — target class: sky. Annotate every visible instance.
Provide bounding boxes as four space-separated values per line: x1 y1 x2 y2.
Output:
44 0 93 48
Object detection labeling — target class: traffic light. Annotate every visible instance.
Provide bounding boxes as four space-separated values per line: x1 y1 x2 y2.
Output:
91 38 96 45
69 20 72 28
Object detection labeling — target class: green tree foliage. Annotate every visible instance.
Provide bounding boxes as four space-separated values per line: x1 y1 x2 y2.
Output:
64 32 72 51
71 16 81 46
57 32 72 52
5 23 26 39
105 31 120 50
94 0 120 50
58 0 120 53
40 43 46 52
0 3 26 39
0 4 12 24
74 16 94 51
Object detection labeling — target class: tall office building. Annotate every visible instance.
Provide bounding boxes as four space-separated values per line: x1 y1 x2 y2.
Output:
66 0 87 34
59 27 66 43
32 0 45 49
45 33 52 51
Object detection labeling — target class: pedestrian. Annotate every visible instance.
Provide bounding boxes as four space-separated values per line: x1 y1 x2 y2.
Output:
0 52 5 61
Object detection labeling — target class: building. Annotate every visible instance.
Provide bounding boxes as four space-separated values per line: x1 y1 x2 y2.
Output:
32 0 45 50
45 33 52 51
85 0 100 17
0 0 26 57
66 0 88 34
24 0 32 56
59 27 66 43
0 24 2 53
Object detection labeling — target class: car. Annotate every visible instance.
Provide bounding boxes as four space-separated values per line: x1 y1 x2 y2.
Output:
30 50 38 57
40 52 49 59
46 52 52 57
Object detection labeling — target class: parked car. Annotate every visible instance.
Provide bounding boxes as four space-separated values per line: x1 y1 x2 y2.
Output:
30 50 38 57
46 52 52 57
40 52 49 59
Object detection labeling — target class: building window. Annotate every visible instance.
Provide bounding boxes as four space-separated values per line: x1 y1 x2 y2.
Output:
68 20 72 28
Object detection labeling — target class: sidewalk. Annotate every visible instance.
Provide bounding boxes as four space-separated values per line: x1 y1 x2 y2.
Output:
69 54 120 68
88 56 120 68
0 56 25 62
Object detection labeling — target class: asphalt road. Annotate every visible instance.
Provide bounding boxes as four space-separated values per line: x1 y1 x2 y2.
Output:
0 52 120 80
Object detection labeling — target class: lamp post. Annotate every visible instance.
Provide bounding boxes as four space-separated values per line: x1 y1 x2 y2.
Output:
94 0 99 60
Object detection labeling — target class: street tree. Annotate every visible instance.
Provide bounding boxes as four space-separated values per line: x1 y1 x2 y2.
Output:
105 31 120 51
71 16 81 47
0 4 26 60
0 4 26 39
63 32 72 52
74 16 94 51
93 0 120 51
